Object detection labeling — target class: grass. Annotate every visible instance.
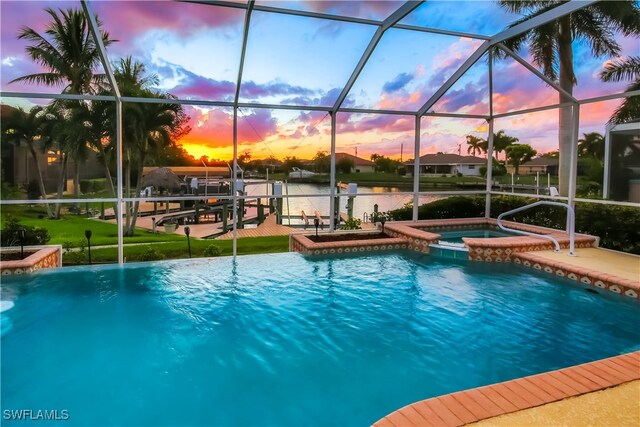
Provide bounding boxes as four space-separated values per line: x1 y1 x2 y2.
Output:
72 235 290 264
1 205 184 246
278 172 486 187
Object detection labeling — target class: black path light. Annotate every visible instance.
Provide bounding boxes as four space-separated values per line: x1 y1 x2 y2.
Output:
380 216 386 234
313 218 320 238
85 229 93 264
185 226 192 258
19 228 26 259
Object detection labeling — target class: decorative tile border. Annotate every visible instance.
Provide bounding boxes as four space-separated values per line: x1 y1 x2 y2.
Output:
375 351 640 427
513 252 639 300
290 232 412 256
290 218 599 262
0 245 62 275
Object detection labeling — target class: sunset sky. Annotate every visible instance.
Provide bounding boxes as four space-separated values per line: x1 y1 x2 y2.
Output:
1 0 636 162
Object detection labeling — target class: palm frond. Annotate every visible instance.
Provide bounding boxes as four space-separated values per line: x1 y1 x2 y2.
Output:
600 56 640 83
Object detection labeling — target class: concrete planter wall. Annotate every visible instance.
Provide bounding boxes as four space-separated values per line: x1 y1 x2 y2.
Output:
0 245 63 276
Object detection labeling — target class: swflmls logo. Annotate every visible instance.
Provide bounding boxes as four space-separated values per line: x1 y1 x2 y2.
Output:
3 409 70 421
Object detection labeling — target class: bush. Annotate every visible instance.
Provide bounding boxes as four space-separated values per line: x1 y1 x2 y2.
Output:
26 179 40 200
80 179 105 194
137 246 165 262
389 195 640 254
203 244 221 257
0 217 51 246
480 163 507 178
340 217 362 230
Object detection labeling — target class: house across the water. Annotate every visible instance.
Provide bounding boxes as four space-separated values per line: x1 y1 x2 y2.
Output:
406 153 486 177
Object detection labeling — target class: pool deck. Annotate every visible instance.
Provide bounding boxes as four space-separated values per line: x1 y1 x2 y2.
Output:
521 247 640 283
375 351 640 427
469 380 639 426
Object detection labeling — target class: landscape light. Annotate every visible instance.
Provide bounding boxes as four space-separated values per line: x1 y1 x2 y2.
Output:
185 226 192 258
19 228 26 259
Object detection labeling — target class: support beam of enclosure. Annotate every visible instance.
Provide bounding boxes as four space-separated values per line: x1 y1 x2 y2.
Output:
567 103 580 230
187 1 491 40
485 49 495 219
412 115 421 222
497 44 577 103
417 41 489 117
331 1 423 113
82 0 124 265
231 0 255 257
489 0 597 46
329 112 337 232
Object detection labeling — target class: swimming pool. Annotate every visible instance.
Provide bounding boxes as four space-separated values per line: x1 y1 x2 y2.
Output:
2 252 639 426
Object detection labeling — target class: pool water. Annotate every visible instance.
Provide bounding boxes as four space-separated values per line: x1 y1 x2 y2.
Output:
434 228 515 243
2 252 639 426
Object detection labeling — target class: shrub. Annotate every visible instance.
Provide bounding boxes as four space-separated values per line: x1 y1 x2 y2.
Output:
203 244 221 257
137 246 165 262
26 179 40 200
340 217 362 230
80 179 105 194
0 217 50 246
480 163 507 177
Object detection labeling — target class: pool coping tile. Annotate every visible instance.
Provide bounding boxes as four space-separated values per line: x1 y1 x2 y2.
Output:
374 351 640 427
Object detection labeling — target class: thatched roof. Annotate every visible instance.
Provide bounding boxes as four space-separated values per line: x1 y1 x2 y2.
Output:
140 167 182 190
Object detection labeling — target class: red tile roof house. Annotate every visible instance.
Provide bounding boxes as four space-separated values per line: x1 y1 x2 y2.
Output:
406 153 486 177
335 152 376 173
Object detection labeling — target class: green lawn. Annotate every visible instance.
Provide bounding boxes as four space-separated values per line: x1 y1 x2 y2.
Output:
277 172 486 187
1 205 183 246
76 235 290 264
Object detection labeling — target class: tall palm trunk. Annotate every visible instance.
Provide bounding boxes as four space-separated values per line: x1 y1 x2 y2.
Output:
55 153 68 219
558 16 575 197
125 152 146 236
74 162 81 197
27 146 54 218
97 145 118 216
124 151 132 232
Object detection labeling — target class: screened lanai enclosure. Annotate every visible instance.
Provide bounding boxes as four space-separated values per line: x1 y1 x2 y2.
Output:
1 0 638 263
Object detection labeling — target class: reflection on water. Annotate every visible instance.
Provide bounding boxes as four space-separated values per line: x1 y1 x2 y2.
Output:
244 181 442 219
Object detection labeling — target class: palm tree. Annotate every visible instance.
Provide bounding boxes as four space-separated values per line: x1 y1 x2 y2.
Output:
10 7 114 94
113 57 190 236
466 135 487 157
499 1 640 196
505 143 537 175
11 7 116 212
492 130 518 161
578 132 605 161
1 107 55 217
66 99 116 198
600 56 640 124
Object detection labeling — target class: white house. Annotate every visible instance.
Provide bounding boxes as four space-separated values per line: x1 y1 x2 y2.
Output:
405 153 486 176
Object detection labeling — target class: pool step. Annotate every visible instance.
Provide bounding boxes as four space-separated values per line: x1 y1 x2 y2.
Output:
429 244 469 260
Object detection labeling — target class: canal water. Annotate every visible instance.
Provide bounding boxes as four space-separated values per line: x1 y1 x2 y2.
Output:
243 181 442 222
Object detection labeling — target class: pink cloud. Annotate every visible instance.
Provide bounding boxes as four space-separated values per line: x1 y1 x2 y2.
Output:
182 107 278 149
92 1 243 51
336 113 414 134
298 1 404 20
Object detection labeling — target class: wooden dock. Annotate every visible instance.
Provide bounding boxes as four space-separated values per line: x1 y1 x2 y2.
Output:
216 215 296 240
